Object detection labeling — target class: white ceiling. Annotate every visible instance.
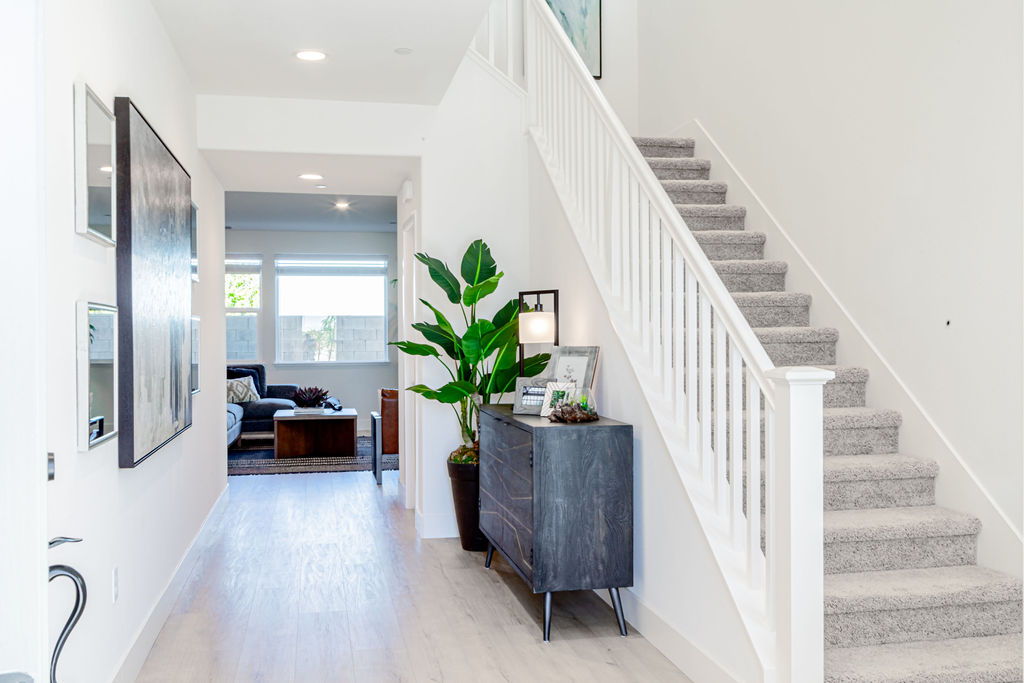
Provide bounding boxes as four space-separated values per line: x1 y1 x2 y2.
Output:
202 150 417 196
151 0 491 104
225 192 397 233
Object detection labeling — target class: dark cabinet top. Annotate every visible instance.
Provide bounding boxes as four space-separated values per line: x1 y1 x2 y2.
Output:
480 404 630 432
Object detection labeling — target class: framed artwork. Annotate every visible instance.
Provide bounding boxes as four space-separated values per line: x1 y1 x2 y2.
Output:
74 82 116 245
514 376 551 415
77 302 118 451
541 381 577 418
190 316 200 394
550 345 599 389
546 0 601 79
115 96 193 468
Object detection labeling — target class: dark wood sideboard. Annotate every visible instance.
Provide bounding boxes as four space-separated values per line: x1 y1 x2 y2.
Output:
478 404 634 641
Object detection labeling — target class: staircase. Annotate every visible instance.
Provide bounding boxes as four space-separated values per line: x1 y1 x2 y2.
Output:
636 136 1024 683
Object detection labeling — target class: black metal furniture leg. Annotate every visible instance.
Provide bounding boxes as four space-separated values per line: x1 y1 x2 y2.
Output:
485 543 494 569
543 592 552 642
609 587 627 637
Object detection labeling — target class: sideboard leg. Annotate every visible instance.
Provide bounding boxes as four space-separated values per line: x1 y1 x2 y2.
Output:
543 592 552 642
609 587 627 637
485 543 494 569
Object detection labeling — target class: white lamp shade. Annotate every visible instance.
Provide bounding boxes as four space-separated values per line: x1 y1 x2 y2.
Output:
519 311 556 344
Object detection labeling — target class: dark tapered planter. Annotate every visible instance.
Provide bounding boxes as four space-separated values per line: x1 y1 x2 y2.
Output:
448 461 489 551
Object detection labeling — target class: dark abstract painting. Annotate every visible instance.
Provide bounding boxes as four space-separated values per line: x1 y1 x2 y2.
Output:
115 97 192 468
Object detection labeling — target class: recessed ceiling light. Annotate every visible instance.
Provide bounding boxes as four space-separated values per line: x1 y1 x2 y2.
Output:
335 201 350 210
314 184 327 189
299 173 324 181
295 50 327 62
394 47 413 55
99 166 112 173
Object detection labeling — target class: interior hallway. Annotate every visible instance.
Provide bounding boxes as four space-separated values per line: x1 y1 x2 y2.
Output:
135 471 691 682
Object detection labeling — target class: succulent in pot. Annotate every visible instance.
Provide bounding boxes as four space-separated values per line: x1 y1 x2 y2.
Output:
293 386 329 408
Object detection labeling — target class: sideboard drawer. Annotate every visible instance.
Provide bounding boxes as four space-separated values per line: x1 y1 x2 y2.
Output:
480 411 534 580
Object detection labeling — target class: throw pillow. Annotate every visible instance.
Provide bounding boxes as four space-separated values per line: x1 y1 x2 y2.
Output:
226 376 259 404
227 367 264 397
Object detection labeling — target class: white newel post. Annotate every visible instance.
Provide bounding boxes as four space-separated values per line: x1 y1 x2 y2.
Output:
766 366 834 683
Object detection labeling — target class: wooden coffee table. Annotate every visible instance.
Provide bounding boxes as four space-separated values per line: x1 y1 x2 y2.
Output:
273 408 358 459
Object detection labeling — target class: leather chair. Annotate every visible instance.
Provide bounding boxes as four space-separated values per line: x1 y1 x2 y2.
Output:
380 388 399 454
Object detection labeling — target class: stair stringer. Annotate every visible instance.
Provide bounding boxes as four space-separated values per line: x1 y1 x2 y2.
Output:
527 125 778 683
670 118 1023 578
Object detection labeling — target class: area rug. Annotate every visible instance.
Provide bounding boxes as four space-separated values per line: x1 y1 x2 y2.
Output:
228 435 399 476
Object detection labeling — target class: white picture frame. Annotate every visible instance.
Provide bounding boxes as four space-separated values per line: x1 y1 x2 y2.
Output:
74 82 116 246
550 345 599 389
77 301 119 451
541 381 577 418
514 376 551 415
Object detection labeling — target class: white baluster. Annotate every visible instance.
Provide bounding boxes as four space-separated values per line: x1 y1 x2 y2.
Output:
685 265 698 469
673 247 685 423
661 228 673 397
699 291 712 484
746 371 763 591
713 312 727 515
729 343 744 549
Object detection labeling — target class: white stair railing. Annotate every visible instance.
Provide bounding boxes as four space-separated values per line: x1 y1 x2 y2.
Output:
472 2 833 680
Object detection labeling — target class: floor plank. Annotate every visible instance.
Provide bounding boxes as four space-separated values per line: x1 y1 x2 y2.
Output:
135 471 691 682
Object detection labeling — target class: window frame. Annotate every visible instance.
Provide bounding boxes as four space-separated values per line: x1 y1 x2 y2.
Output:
224 254 263 363
272 254 391 367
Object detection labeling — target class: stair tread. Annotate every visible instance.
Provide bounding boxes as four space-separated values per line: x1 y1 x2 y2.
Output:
634 136 695 147
675 204 746 216
694 230 765 244
825 566 1022 614
754 326 838 342
660 179 727 191
733 291 811 306
713 259 788 274
825 506 981 542
824 634 1023 683
824 406 903 429
825 454 939 482
814 365 871 383
646 157 711 168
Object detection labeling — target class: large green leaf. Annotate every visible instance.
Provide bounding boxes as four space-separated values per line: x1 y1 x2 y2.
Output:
491 297 520 329
412 323 458 359
406 381 477 404
521 352 552 377
462 320 496 365
462 272 503 307
483 353 551 396
421 299 460 341
390 341 439 358
415 253 461 304
460 239 497 287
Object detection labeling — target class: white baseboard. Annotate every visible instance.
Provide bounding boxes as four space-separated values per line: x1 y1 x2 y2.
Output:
111 485 229 683
596 588 747 683
415 509 459 539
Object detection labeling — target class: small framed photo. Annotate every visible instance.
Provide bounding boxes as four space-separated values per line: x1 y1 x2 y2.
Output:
550 346 599 390
514 376 551 415
541 381 577 418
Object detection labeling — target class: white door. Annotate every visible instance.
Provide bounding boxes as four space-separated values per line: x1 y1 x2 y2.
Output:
0 1 49 679
398 211 419 510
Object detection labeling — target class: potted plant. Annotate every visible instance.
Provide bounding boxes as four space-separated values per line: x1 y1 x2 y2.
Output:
393 239 550 550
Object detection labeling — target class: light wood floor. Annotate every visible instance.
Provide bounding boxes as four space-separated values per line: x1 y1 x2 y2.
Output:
136 471 691 682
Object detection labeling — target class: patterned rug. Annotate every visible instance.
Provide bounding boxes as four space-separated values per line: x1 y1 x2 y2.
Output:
228 435 399 476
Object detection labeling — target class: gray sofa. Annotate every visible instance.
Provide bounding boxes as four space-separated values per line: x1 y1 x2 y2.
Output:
226 364 299 445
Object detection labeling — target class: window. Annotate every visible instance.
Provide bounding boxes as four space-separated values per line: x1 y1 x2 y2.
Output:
275 256 389 364
225 256 261 361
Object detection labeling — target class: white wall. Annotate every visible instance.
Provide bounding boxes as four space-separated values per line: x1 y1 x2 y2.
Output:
224 229 399 430
637 1 1024 535
413 56 533 537
0 1 48 678
594 0 639 134
42 1 227 681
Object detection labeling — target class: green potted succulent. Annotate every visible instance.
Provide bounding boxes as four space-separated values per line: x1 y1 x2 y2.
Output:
393 239 550 550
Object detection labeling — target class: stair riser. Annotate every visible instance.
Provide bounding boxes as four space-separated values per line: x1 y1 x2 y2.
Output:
739 304 809 328
664 188 727 204
825 478 935 511
762 340 836 366
825 601 1023 649
678 212 746 231
825 426 899 455
652 167 710 181
825 381 867 409
719 271 787 292
638 144 694 158
825 536 977 574
698 242 765 260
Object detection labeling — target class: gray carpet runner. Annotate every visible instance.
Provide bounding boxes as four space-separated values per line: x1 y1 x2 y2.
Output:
635 136 1023 683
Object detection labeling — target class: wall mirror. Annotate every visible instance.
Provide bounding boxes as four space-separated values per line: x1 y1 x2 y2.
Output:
74 83 116 245
77 302 118 450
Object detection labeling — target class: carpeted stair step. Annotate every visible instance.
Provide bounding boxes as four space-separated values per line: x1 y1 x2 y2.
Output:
647 157 711 180
661 179 728 204
825 407 902 455
824 506 980 574
634 136 695 158
817 365 870 408
733 291 811 327
824 634 1024 683
694 231 766 260
823 566 1023 649
755 326 838 365
676 204 747 231
713 260 787 292
825 454 938 510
